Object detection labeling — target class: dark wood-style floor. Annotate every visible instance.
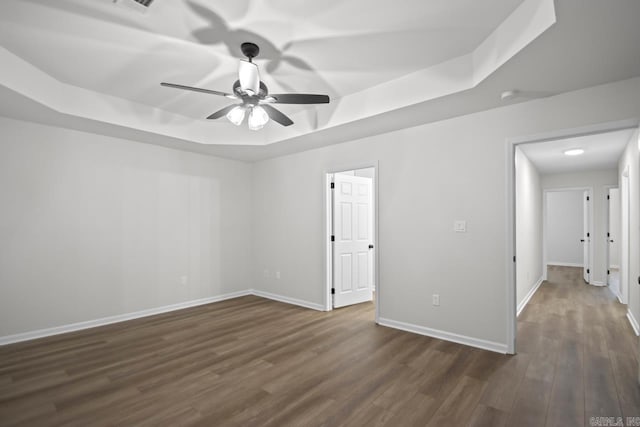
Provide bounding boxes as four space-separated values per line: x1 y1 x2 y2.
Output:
1 266 639 426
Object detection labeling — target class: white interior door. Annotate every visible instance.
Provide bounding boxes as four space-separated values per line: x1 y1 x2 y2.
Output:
332 174 373 308
608 188 621 295
583 191 590 283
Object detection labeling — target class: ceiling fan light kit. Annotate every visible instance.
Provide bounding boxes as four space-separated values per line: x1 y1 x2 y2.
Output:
226 105 246 126
248 105 269 130
161 42 330 131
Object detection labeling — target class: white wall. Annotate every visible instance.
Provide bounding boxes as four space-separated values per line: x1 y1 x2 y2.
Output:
2 77 639 350
541 169 618 285
618 128 640 330
0 117 252 337
515 148 543 312
546 190 585 266
252 77 640 351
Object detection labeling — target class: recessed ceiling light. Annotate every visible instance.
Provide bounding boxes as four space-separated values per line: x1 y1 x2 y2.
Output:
564 148 584 156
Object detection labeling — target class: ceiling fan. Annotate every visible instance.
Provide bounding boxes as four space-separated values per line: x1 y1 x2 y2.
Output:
161 42 330 130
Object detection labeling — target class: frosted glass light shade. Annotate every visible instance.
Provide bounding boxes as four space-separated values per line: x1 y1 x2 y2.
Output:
226 106 246 126
563 148 584 156
248 106 269 130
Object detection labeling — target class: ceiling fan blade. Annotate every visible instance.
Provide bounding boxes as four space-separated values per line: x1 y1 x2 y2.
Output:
206 104 238 120
269 94 330 104
161 82 235 99
261 104 294 127
238 60 260 95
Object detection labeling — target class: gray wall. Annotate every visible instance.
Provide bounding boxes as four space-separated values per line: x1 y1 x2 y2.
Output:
2 76 640 349
251 77 640 350
0 117 253 337
618 129 640 330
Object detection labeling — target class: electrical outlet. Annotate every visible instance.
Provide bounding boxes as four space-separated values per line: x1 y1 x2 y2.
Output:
432 294 440 306
180 275 188 286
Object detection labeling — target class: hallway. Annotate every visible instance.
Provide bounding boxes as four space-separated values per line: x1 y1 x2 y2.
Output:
516 265 640 426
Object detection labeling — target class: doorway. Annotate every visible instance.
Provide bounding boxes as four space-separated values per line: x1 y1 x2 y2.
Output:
325 165 378 320
543 188 592 284
508 120 638 354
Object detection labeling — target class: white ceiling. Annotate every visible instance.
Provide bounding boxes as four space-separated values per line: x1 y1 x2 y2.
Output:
518 128 635 174
0 0 523 106
0 0 639 161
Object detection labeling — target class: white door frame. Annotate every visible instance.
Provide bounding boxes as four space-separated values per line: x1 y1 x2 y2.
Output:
506 118 639 355
604 185 619 292
621 166 631 305
541 187 594 282
324 162 379 323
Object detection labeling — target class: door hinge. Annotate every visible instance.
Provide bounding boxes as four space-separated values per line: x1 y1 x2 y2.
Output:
331 235 335 242
607 232 610 237
331 288 335 295
587 232 590 238
607 195 610 200
330 182 335 189
513 256 516 262
607 269 610 275
586 195 590 201
587 269 590 274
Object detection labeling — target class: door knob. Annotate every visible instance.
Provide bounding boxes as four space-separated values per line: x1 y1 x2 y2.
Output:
580 239 585 242
609 240 614 243
368 244 374 249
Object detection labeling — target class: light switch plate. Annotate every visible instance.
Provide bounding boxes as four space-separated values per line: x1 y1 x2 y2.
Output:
454 220 467 232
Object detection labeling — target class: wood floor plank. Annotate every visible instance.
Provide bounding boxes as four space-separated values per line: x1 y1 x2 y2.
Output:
427 375 487 426
468 404 509 427
584 353 623 422
0 267 638 426
505 377 553 427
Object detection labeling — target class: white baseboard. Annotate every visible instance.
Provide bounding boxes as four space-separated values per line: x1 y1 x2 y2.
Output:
250 289 325 312
378 317 507 354
0 290 251 346
547 262 583 268
0 288 329 346
627 309 640 336
517 276 544 317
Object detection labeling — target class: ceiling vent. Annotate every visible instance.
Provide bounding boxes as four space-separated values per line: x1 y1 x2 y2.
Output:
113 0 154 13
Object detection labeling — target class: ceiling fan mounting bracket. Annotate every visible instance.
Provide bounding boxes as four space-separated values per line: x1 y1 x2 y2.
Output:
241 42 260 62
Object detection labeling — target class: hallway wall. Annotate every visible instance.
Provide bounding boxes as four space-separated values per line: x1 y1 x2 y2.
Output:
619 128 640 332
515 147 543 312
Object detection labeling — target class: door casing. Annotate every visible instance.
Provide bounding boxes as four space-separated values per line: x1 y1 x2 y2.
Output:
324 162 379 324
506 118 639 355
541 187 593 282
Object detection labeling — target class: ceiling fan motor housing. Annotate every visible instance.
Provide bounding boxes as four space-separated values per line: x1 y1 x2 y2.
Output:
241 42 260 61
